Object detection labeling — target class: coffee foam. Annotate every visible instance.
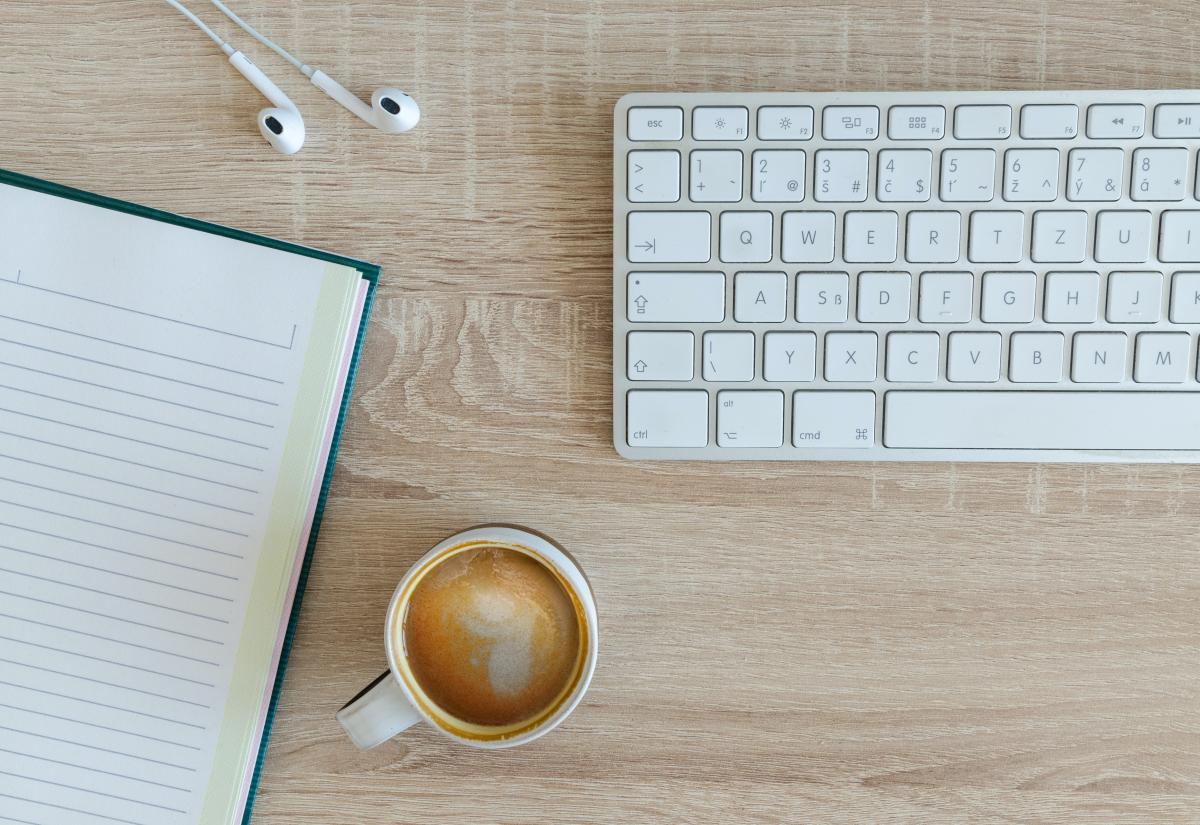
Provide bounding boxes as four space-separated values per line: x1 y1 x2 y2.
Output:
399 544 582 729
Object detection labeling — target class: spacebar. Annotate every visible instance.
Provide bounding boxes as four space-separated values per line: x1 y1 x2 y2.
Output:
884 392 1200 450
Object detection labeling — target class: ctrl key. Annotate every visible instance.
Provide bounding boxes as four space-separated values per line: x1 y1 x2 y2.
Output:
792 391 876 448
627 390 709 447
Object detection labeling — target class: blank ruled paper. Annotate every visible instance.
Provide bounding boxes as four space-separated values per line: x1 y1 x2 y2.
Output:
0 180 368 824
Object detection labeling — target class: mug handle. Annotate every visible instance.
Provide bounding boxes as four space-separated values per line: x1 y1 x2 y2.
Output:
336 671 423 749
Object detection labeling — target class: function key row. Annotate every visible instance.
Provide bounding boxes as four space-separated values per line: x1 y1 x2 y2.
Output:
628 103 1200 143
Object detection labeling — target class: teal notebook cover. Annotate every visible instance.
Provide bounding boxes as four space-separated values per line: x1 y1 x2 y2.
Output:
0 168 378 824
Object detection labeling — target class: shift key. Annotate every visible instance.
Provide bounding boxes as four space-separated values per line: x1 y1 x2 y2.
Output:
792 391 876 448
628 211 711 262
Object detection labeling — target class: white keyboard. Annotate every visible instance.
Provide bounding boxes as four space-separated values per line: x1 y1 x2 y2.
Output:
613 90 1200 462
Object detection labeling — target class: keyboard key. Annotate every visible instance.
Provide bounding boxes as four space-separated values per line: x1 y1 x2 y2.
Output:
981 271 1036 323
628 150 681 202
795 272 849 322
1086 104 1146 139
885 332 940 382
887 106 945 140
763 332 817 381
1132 148 1188 201
1094 210 1152 263
1153 103 1200 138
627 272 725 322
628 107 683 141
719 212 772 263
906 212 961 263
1009 332 1065 382
815 149 869 202
1043 272 1100 323
1170 272 1200 322
627 332 694 380
1031 210 1087 263
1066 148 1123 201
947 332 1002 382
877 149 933 202
844 211 898 263
918 271 973 322
751 150 806 202
1107 271 1163 323
857 272 911 322
717 390 784 447
690 150 742 202
693 106 748 140
792 391 876 448
940 149 996 201
1160 211 1200 262
824 332 878 381
628 211 711 263
757 106 814 140
1072 332 1128 382
968 211 1024 263
1003 148 1060 201
734 272 787 322
953 105 1012 139
781 211 836 263
1134 332 1190 383
883 391 1200 449
1020 104 1079 139
627 390 708 447
822 106 879 140
702 331 755 381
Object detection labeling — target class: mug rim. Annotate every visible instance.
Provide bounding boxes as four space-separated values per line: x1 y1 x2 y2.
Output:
382 524 599 749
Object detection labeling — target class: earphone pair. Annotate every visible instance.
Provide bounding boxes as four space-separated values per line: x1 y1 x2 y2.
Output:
166 0 420 154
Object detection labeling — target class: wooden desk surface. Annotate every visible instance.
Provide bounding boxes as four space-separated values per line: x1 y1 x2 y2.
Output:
2 1 1198 822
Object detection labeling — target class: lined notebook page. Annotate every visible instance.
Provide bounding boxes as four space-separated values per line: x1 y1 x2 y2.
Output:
0 182 365 825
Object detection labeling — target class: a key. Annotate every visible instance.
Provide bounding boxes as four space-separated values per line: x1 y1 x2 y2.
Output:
885 332 940 382
815 149 869 202
887 106 945 140
1095 210 1152 263
1159 211 1200 262
1170 272 1200 322
844 211 898 263
628 211 711 262
626 390 708 447
757 106 814 140
734 272 787 322
877 149 932 202
795 272 849 322
822 106 879 140
626 272 725 322
1072 332 1127 382
1066 148 1122 201
1031 210 1087 263
628 150 681 202
940 149 996 202
716 390 785 447
824 332 878 381
1107 271 1163 323
947 332 1002 382
792 391 876 448
628 107 684 141
1004 148 1060 201
693 106 748 140
1086 104 1146 139
690 150 743 202
1132 148 1188 201
1153 104 1200 138
702 331 755 381
627 331 694 380
981 271 1036 323
1009 332 1065 382
953 105 1012 139
751 150 806 202
906 212 961 263
1043 272 1100 323
857 272 911 322
918 271 973 323
968 211 1024 263
719 212 772 263
1134 332 1190 383
781 211 836 263
1019 104 1079 139
763 332 817 381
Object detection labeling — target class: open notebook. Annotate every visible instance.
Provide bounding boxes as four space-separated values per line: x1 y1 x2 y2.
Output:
0 170 378 824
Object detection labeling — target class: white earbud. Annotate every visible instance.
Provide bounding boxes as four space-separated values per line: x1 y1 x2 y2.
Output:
309 72 421 133
228 51 305 154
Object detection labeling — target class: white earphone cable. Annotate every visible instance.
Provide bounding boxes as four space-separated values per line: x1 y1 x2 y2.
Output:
208 0 314 77
162 0 232 55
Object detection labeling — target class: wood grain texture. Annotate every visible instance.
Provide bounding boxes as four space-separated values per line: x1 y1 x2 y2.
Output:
1 1 1198 822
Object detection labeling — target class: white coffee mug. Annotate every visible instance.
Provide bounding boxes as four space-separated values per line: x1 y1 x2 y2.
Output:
336 525 598 749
